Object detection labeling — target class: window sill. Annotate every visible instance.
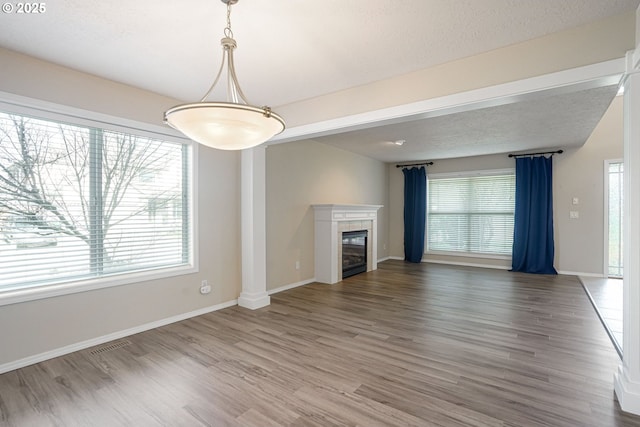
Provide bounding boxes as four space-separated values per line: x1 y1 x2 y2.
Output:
0 264 197 307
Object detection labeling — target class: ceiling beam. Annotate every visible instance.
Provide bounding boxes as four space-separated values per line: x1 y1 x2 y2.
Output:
268 58 625 146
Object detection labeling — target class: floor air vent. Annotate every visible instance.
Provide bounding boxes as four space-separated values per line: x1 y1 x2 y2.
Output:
89 340 132 355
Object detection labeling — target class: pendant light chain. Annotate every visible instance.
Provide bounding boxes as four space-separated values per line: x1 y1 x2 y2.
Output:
198 1 236 103
224 2 234 39
221 0 251 106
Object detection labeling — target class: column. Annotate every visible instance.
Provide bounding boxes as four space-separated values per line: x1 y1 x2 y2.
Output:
614 35 640 413
238 145 270 310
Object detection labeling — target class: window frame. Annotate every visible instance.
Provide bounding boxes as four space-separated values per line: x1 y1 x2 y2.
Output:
426 168 515 260
0 91 199 307
604 158 624 278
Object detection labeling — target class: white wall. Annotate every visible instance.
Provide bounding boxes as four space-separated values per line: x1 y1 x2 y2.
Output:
0 48 242 368
265 140 389 291
388 96 624 276
554 96 624 275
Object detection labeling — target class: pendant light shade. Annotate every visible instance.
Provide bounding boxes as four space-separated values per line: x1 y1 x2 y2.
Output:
164 0 285 150
165 102 285 150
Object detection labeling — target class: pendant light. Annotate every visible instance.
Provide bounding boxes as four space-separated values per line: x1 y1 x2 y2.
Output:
164 0 285 150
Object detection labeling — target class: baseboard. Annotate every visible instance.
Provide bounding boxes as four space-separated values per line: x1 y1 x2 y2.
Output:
0 299 238 375
424 259 511 270
238 292 270 310
268 278 316 295
559 270 606 278
615 365 640 416
381 258 599 275
377 256 391 262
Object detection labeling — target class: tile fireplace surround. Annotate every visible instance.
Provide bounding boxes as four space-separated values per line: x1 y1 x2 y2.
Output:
312 204 382 284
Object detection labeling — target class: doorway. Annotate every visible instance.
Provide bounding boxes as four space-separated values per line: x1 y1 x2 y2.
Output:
581 159 625 357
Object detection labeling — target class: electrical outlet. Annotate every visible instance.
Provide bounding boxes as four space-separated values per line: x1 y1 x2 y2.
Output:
200 280 211 294
295 261 300 270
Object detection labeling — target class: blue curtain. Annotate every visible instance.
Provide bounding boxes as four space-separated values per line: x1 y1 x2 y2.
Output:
403 167 426 263
512 156 557 274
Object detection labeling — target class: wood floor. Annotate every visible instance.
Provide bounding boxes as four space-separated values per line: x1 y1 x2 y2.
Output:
580 276 623 357
2 260 640 426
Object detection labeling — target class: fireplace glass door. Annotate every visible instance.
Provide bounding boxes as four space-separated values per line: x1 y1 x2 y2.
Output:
342 230 367 278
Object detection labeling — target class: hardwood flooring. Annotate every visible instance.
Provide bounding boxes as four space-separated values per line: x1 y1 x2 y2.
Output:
2 260 640 426
580 276 623 357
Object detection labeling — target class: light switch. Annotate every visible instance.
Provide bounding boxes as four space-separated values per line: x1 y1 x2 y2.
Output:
572 197 579 205
570 211 579 219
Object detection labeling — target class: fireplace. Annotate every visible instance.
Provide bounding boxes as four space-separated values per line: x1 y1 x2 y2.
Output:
342 230 367 278
312 204 382 284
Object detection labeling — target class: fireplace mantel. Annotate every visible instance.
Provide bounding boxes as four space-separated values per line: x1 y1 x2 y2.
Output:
312 204 382 284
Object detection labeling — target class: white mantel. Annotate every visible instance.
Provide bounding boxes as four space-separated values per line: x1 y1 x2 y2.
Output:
312 204 382 284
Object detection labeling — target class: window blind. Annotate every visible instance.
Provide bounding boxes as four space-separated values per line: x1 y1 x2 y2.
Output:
0 112 191 291
427 172 515 256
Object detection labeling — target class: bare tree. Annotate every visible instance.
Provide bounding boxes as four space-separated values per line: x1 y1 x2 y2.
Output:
0 114 182 272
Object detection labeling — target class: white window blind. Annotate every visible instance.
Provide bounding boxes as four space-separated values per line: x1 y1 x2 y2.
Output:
427 172 515 256
0 111 192 292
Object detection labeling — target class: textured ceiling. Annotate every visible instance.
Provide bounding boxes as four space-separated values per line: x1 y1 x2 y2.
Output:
311 85 620 162
0 0 637 161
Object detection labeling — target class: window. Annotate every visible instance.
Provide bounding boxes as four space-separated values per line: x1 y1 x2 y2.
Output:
607 160 623 277
0 110 193 295
427 171 515 256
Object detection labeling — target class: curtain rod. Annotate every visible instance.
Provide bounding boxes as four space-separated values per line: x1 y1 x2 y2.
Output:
508 149 563 158
395 161 434 168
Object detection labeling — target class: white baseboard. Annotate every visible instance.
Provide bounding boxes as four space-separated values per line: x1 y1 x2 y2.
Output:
615 365 640 416
424 259 511 270
377 258 599 276
238 292 270 310
268 278 316 295
266 261 397 294
0 299 238 375
558 270 606 278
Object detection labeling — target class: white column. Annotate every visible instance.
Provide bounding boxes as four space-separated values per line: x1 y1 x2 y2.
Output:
614 30 640 413
238 146 270 310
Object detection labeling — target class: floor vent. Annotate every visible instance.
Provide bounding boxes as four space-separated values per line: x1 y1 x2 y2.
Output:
89 340 132 355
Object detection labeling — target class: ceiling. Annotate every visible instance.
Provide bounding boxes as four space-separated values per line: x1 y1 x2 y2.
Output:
310 84 621 162
0 0 638 162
